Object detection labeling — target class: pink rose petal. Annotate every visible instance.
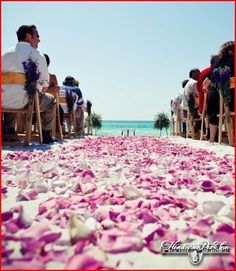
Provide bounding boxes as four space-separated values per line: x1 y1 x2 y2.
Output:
66 255 104 269
16 189 38 201
2 258 45 270
211 232 234 247
218 184 233 195
56 198 71 209
216 223 234 234
20 222 50 239
79 182 97 194
74 240 90 254
2 211 13 222
4 221 19 234
39 232 61 244
201 180 215 192
98 232 143 253
2 247 14 257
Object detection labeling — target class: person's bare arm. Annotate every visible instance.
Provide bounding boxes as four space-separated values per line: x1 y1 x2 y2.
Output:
42 87 48 93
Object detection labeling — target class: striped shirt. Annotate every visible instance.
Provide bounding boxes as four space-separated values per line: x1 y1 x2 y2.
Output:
59 85 84 113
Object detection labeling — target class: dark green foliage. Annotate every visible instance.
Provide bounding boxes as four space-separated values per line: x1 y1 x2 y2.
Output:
154 112 170 136
92 112 102 135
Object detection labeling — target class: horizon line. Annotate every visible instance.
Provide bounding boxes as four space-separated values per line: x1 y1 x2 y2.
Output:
102 119 155 121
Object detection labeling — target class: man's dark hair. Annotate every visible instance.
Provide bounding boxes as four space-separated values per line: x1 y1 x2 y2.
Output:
210 54 219 70
44 54 50 67
16 25 36 41
63 76 75 86
182 79 189 88
189 68 200 78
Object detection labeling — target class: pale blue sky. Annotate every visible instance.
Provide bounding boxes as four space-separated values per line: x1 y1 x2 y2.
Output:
2 1 234 120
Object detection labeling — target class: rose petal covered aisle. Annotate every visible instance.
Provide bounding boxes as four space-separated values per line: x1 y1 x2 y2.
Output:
1 136 234 269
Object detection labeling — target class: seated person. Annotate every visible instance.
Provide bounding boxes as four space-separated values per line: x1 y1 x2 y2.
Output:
2 24 56 144
207 41 234 143
197 55 219 139
43 54 64 126
180 79 189 135
172 93 184 135
60 76 84 137
183 69 201 133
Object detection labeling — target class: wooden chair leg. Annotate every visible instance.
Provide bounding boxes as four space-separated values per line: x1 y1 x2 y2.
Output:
186 110 190 139
51 118 56 139
89 115 93 135
200 114 205 141
55 93 63 140
73 110 77 137
225 107 234 147
229 116 234 146
68 114 72 138
190 115 195 139
172 118 175 136
34 92 43 143
51 103 57 139
174 117 178 136
178 120 181 135
218 95 224 144
16 114 25 134
175 119 179 136
175 105 182 136
23 98 34 146
200 92 207 141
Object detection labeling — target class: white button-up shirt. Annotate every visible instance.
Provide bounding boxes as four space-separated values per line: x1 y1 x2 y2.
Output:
2 42 49 109
182 78 199 110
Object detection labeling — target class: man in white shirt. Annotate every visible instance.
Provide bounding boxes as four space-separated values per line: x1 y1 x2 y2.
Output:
182 69 200 113
182 68 201 135
2 25 56 144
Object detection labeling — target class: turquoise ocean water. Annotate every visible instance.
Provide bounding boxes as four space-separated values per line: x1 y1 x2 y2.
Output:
95 120 170 136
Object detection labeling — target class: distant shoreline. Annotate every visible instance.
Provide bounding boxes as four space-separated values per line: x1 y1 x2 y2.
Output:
96 120 165 136
102 120 154 122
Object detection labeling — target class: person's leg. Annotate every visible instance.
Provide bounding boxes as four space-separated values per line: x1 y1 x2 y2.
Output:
207 88 220 143
75 107 84 137
181 110 187 137
182 122 186 136
2 114 8 134
4 113 16 133
209 114 218 143
38 92 56 143
59 105 64 126
229 88 234 112
209 124 218 143
193 107 201 134
204 115 210 140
